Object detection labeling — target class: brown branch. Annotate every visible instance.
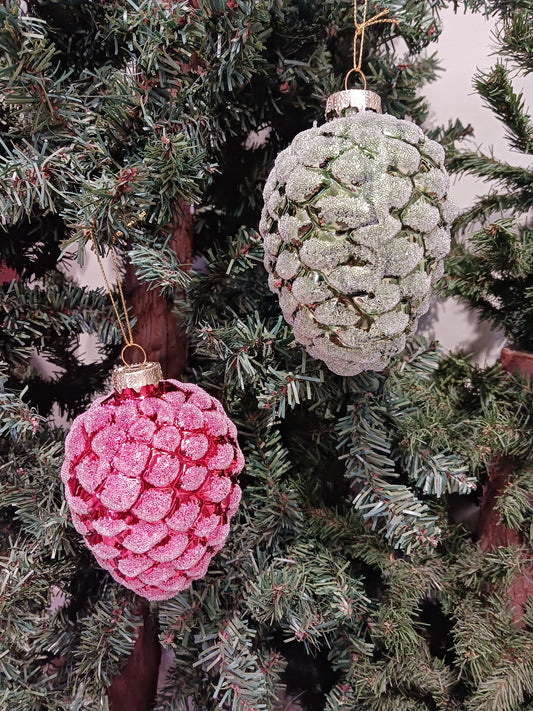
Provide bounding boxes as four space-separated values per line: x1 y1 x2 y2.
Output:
109 203 194 710
108 600 161 711
125 203 194 379
477 347 533 626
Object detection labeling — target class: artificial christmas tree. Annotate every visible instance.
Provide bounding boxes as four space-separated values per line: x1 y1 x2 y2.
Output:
437 0 533 628
1 2 532 711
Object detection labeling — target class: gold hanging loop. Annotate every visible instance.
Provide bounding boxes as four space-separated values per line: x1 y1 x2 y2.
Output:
346 0 399 90
120 343 147 367
344 67 367 91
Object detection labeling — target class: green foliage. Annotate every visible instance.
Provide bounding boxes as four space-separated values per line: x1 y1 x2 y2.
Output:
496 7 533 75
0 373 140 710
496 467 533 540
438 2 533 350
1 1 533 710
474 62 533 154
169 226 533 709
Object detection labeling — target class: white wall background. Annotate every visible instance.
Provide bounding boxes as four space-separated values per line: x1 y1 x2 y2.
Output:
419 5 533 364
76 5 533 367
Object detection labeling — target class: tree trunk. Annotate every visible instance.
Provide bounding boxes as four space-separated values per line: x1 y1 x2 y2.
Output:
477 346 533 625
500 346 533 378
124 204 194 378
107 601 161 711
108 204 194 710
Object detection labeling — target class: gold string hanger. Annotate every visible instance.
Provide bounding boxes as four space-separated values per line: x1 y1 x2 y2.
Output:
88 222 147 367
346 0 399 91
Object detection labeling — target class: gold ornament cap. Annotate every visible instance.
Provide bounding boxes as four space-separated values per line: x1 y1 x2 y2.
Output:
325 89 382 119
112 361 163 393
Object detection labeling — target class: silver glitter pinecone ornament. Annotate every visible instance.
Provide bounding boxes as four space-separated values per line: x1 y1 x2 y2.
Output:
259 89 456 376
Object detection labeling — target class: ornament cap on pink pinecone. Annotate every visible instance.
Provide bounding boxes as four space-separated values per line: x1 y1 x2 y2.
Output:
61 360 244 601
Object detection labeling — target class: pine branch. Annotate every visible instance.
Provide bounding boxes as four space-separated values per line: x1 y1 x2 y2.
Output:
440 222 533 349
466 657 533 711
0 139 78 222
129 243 192 296
71 594 141 693
496 8 533 76
243 541 370 651
426 117 475 151
463 220 533 276
0 279 122 359
195 613 271 711
496 466 533 538
180 229 267 331
447 150 531 190
451 598 506 685
0 532 78 711
346 644 458 711
372 559 447 656
474 62 533 154
190 308 343 426
242 424 304 544
403 451 474 496
351 480 442 553
0 363 43 440
455 1 533 17
336 341 482 553
452 190 532 233
303 502 393 570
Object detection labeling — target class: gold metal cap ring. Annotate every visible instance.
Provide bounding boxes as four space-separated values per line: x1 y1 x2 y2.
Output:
325 88 382 118
112 361 163 393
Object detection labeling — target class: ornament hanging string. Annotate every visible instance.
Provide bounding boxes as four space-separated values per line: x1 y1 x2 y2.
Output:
88 223 147 367
346 0 399 91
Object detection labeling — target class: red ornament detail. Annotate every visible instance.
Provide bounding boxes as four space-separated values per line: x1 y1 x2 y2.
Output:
62 379 244 601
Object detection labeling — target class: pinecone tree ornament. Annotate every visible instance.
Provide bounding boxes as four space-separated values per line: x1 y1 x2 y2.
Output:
62 361 244 601
260 89 456 376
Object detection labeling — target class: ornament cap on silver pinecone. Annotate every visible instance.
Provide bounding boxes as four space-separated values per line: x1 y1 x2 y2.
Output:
325 88 382 118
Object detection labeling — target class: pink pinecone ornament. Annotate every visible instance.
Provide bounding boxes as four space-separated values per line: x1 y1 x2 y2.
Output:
61 361 244 601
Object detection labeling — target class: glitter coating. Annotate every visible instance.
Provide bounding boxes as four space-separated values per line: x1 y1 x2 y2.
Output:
62 379 244 601
260 110 455 376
